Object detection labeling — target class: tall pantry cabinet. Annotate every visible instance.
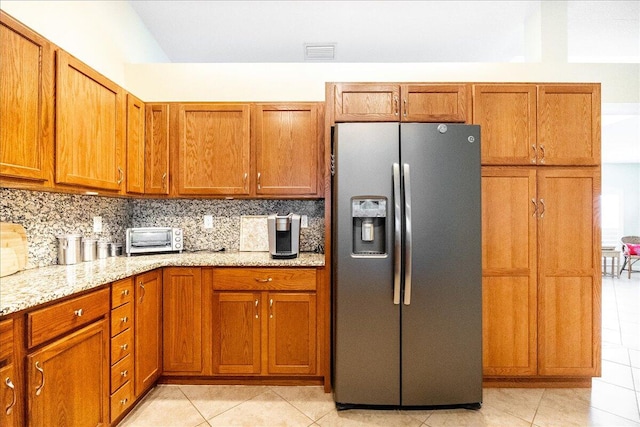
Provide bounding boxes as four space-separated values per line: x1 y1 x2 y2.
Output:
475 83 601 385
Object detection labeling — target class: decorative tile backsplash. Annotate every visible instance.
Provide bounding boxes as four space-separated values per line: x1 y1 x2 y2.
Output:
0 188 325 269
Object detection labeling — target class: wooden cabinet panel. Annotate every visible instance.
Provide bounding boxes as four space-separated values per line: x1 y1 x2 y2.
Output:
163 268 203 373
0 318 19 427
110 354 133 394
401 84 469 122
537 168 600 376
473 85 537 165
110 302 133 337
110 379 133 422
212 292 261 375
145 104 170 195
481 168 537 376
55 50 125 191
111 328 133 364
253 103 321 196
134 270 162 396
27 287 110 348
126 93 145 194
0 12 54 184
111 277 134 309
212 268 317 291
27 319 109 427
334 83 400 122
537 84 600 165
175 103 250 195
267 293 316 375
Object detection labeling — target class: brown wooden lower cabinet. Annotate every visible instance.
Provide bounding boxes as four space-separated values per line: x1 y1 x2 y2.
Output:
0 318 20 427
26 319 110 427
134 269 162 397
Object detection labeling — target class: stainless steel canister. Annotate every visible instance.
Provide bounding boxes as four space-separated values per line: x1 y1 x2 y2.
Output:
97 241 110 259
56 234 83 265
82 238 97 262
109 242 123 257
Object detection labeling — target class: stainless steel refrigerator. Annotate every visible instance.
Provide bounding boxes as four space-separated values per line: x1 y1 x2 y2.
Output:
332 122 482 409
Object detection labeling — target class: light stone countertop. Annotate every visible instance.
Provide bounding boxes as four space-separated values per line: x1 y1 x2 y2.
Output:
0 251 325 316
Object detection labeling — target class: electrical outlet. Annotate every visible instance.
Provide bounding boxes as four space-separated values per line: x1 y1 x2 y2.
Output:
301 215 309 228
204 215 214 229
93 216 103 233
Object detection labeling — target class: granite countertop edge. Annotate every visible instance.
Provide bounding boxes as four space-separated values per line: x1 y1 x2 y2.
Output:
0 251 325 316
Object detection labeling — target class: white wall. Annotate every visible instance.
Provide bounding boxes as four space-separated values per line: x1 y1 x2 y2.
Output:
2 1 638 104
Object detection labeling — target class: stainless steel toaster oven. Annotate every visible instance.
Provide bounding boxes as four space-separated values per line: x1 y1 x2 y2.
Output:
125 227 183 256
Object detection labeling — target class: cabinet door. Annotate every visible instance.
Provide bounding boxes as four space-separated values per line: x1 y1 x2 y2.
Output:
267 293 317 375
537 168 601 376
134 270 162 396
401 84 469 122
0 364 18 427
537 84 600 165
126 93 145 194
145 104 170 195
0 12 54 184
481 168 537 376
162 268 202 373
334 83 400 122
176 104 250 195
253 103 320 196
27 320 109 427
212 292 261 375
55 50 125 191
473 85 537 165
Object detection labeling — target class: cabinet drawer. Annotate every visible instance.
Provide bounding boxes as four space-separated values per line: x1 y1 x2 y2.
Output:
111 353 133 393
111 328 133 364
112 277 134 308
111 302 133 337
0 319 13 363
28 287 110 348
212 268 316 291
110 379 134 421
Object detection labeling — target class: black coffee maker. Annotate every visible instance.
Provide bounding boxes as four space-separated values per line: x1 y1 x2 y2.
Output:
267 213 301 259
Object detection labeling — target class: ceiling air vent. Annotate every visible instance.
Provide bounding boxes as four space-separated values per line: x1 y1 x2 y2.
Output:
304 43 336 61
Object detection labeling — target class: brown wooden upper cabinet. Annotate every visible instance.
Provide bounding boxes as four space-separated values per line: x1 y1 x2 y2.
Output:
145 104 170 195
333 83 470 123
253 103 323 196
55 50 126 191
126 94 145 194
174 103 251 196
537 84 601 166
474 83 600 166
0 12 54 185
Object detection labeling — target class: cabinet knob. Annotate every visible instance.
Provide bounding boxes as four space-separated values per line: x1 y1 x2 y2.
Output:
120 398 128 405
121 316 129 323
74 308 83 317
120 370 128 377
120 343 128 351
121 289 130 296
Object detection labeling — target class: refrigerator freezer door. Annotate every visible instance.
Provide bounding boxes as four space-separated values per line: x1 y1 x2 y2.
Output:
400 123 483 406
333 123 401 406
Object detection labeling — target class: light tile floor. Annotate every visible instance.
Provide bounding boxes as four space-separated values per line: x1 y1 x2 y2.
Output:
119 275 640 427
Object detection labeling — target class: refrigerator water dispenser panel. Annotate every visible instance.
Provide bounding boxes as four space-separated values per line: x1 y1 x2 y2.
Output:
352 198 387 256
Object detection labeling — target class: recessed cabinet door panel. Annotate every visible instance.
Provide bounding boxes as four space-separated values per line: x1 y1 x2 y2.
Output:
481 168 537 375
176 104 250 195
538 168 601 376
212 292 261 374
538 84 600 165
145 104 170 195
267 293 316 375
254 104 320 196
55 50 124 191
0 13 54 183
27 320 109 427
473 85 537 165
334 84 400 122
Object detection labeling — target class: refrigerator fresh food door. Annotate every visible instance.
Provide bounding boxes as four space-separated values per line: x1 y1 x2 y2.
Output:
400 123 483 406
333 123 401 406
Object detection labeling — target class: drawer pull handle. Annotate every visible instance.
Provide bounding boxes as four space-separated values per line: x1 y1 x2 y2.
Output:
255 299 259 319
255 277 272 283
5 377 16 415
120 370 128 377
139 282 145 303
121 316 129 323
117 166 124 185
120 343 128 351
35 361 45 396
120 398 128 405
74 308 84 317
121 289 130 296
269 298 274 319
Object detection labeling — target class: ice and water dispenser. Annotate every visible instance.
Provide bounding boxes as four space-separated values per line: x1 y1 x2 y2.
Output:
351 198 387 256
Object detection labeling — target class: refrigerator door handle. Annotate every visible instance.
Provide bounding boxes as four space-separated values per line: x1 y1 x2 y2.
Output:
393 163 402 305
403 163 412 305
